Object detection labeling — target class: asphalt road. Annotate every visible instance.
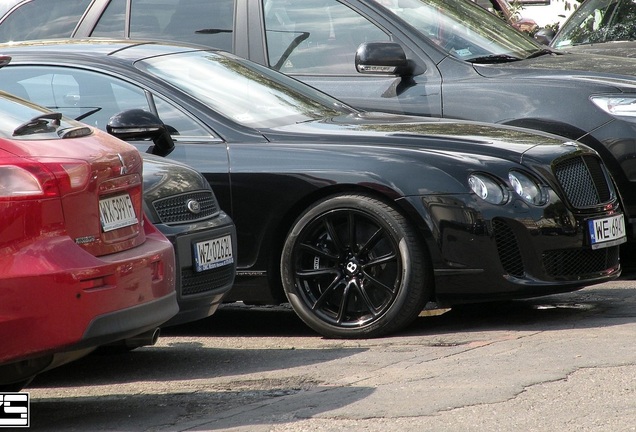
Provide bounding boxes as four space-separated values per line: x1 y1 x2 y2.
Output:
20 278 636 431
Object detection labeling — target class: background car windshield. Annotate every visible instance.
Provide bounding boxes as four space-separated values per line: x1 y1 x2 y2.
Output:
372 0 539 60
138 51 351 128
0 92 82 140
552 0 636 48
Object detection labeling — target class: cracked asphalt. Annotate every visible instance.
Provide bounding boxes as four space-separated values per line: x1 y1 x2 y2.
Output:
23 279 636 431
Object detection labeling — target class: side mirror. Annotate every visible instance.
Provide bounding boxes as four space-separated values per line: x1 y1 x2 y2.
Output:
534 28 556 46
107 109 175 157
355 42 412 76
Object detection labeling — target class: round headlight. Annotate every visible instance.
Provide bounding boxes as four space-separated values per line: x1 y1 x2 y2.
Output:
468 174 508 205
508 171 547 206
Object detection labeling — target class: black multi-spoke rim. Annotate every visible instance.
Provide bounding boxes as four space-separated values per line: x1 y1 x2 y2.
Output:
291 208 402 328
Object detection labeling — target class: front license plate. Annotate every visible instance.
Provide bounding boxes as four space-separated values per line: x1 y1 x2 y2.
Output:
99 194 138 232
588 214 627 249
193 235 234 272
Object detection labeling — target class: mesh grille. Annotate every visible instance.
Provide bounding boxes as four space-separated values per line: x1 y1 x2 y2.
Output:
153 191 219 224
493 219 524 277
543 246 619 277
181 264 235 296
554 155 611 208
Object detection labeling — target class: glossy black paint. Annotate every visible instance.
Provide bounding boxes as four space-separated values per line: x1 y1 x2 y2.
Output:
109 109 175 156
4 0 635 245
0 40 621 311
355 42 411 75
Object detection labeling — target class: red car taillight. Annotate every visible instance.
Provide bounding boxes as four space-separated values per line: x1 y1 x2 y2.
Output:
0 158 90 200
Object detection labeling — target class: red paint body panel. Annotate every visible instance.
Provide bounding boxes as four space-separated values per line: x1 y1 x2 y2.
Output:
0 218 175 363
0 97 177 382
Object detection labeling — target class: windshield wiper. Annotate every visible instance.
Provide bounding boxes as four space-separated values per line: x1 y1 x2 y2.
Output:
75 107 102 122
467 54 521 64
271 31 310 71
195 28 232 34
13 112 62 136
525 48 557 59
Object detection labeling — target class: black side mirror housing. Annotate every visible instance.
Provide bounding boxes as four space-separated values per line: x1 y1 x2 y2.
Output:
355 42 413 76
534 28 556 46
107 109 175 157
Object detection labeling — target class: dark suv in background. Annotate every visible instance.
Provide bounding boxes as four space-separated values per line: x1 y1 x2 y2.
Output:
6 0 636 259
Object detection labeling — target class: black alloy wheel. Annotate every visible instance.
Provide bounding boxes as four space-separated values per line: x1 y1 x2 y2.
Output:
281 194 431 338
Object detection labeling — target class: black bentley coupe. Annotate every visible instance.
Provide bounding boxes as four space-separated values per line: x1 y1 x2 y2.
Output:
0 40 624 338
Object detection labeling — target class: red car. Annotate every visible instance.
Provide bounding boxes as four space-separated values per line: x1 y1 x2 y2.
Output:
0 90 177 391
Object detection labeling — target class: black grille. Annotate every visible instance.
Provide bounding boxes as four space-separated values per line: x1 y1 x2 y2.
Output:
153 191 219 224
493 219 524 277
181 264 235 296
554 155 612 208
543 246 619 277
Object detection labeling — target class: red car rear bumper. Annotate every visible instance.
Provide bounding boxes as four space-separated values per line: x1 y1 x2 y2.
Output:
0 225 176 365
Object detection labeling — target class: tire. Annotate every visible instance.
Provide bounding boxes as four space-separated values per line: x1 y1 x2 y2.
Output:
281 194 432 338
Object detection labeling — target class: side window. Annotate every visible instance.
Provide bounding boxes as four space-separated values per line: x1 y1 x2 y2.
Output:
154 96 217 139
0 66 150 129
604 0 636 42
553 0 636 47
0 65 214 138
263 0 389 74
565 7 609 45
127 0 235 51
92 0 126 37
0 0 91 42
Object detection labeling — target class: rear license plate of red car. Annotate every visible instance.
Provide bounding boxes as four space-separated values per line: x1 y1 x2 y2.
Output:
193 235 234 272
99 194 138 232
588 214 626 249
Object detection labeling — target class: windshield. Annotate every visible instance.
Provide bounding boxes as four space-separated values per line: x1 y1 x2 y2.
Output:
552 0 636 48
137 50 354 128
0 92 87 140
371 0 542 61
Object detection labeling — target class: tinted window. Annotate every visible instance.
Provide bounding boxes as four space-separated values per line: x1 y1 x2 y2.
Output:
0 0 91 42
0 65 213 138
138 50 352 128
374 0 539 61
1 67 147 129
92 0 126 37
0 92 87 140
263 0 389 74
553 0 636 48
94 0 235 51
473 0 511 20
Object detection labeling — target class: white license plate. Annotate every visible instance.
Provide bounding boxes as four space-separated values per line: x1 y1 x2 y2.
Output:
99 194 138 232
193 235 234 272
588 214 627 249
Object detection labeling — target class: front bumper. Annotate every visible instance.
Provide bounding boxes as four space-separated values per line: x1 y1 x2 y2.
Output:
402 193 623 305
157 211 237 327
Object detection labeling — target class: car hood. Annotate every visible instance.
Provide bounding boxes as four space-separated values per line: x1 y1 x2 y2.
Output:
474 51 636 89
263 112 580 163
141 153 211 204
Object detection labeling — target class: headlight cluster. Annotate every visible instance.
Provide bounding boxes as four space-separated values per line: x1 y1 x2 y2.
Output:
468 174 508 205
468 171 548 206
591 96 636 118
508 171 548 205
